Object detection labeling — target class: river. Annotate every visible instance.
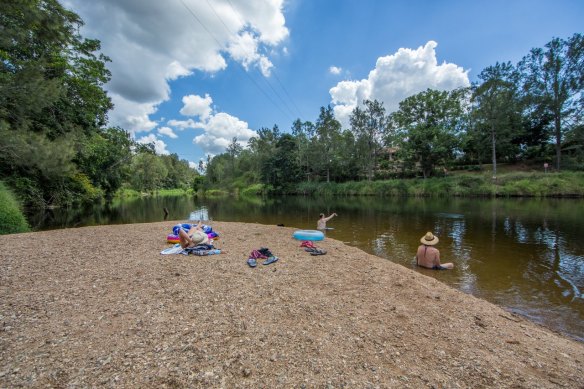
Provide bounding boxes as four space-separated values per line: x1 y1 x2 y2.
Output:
28 195 584 342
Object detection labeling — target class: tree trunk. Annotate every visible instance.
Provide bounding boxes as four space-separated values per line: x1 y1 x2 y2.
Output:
555 115 562 171
491 124 497 179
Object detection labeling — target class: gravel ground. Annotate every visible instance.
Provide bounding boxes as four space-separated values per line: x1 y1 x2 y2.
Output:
1 220 583 388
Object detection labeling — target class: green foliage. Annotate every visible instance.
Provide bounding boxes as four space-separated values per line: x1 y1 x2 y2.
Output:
240 184 266 196
0 0 113 207
204 189 230 197
76 127 133 198
469 62 524 176
115 187 141 198
159 153 198 190
391 88 466 178
129 153 169 192
289 172 584 198
0 181 29 234
350 100 389 180
518 33 584 170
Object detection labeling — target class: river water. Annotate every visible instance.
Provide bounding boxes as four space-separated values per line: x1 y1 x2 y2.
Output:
29 195 584 342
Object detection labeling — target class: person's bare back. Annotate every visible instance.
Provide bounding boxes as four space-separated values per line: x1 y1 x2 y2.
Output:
416 232 454 270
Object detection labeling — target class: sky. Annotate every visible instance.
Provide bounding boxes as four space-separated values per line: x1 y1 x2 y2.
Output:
62 0 584 169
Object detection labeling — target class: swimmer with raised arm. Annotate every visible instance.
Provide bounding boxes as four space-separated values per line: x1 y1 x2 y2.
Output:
317 212 337 230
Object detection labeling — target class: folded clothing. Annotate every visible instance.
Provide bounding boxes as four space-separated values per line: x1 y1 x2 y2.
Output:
184 244 219 256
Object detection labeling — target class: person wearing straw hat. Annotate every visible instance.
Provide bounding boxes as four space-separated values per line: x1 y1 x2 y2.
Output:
416 232 454 270
178 220 210 249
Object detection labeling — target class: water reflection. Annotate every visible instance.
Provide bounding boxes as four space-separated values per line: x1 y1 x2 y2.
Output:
28 195 584 342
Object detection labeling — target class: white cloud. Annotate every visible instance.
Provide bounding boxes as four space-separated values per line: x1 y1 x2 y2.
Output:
329 66 342 75
171 93 258 156
194 112 257 156
136 134 170 155
167 119 203 130
108 93 159 133
158 126 178 139
63 0 288 132
330 41 470 128
227 31 274 76
180 94 214 119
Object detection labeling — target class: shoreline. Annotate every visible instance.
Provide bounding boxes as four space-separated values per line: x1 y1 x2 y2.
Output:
1 221 583 387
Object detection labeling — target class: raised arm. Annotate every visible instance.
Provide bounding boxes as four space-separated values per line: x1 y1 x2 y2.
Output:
324 213 337 222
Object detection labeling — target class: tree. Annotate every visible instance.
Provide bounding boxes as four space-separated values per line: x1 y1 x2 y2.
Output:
391 89 465 178
350 99 389 180
518 33 584 170
160 153 198 190
130 153 168 192
248 125 280 186
76 127 133 199
291 119 315 181
270 133 302 191
314 105 342 182
471 62 523 178
0 0 113 206
226 137 243 179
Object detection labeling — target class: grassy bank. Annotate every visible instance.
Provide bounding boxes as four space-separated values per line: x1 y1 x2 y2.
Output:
289 171 584 197
0 181 30 235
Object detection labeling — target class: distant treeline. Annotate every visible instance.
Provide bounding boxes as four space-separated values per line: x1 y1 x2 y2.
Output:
204 32 584 193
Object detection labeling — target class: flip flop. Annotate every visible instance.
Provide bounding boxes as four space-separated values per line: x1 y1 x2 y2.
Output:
310 249 327 256
263 256 279 265
247 258 257 268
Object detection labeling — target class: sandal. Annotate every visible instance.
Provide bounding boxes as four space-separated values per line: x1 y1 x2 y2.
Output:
263 256 279 265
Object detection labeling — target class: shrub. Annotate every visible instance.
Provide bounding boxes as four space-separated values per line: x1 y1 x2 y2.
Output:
241 184 265 196
0 182 30 235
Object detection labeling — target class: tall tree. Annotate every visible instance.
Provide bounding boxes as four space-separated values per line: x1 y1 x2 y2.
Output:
471 62 523 178
0 0 112 205
270 134 302 192
314 105 342 182
391 89 465 178
226 137 243 180
518 33 584 170
350 99 389 180
247 125 280 186
291 119 315 181
76 127 133 199
129 153 168 192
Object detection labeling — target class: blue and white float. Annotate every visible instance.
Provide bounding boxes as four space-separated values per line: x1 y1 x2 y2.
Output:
292 229 325 241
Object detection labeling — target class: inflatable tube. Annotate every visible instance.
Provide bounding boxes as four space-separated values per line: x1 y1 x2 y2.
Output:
292 229 324 241
167 234 180 243
172 223 193 235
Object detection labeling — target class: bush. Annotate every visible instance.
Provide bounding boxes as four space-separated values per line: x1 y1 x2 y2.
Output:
0 182 30 235
241 184 265 196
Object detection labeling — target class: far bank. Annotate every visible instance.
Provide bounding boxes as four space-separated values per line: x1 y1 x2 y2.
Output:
199 171 584 198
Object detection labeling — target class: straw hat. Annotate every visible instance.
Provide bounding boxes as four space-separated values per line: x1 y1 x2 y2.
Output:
420 232 439 245
191 230 210 245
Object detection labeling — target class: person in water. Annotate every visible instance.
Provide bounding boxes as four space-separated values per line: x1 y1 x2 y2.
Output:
416 232 454 270
178 221 210 249
317 212 337 230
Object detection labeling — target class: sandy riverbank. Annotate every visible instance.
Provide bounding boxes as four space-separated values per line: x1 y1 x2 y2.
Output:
1 221 583 388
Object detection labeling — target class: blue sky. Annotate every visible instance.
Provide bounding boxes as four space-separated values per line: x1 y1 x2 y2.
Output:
63 0 583 168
